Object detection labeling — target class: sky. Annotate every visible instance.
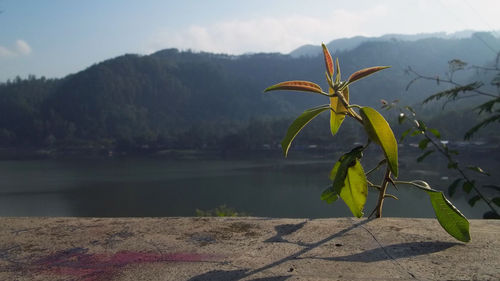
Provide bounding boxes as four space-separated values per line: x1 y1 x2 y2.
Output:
1 0 500 81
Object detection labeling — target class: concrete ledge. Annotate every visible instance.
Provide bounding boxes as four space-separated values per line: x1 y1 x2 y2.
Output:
0 217 498 280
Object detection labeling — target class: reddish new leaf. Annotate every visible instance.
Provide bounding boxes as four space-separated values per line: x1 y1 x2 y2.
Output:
264 80 323 94
347 66 390 84
322 43 334 78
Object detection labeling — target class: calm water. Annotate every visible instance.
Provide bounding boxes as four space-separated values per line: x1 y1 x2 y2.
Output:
0 151 494 218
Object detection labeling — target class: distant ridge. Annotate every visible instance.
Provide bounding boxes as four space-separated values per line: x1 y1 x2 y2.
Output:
290 30 500 57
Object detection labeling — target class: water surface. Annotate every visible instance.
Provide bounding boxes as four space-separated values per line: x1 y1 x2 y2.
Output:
0 152 493 218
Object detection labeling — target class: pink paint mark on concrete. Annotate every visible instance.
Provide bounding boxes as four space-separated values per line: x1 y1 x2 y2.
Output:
32 247 218 281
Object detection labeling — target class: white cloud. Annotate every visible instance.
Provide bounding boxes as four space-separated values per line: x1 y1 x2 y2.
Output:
0 39 32 58
145 0 500 55
147 6 388 55
0 46 14 57
15 40 32 55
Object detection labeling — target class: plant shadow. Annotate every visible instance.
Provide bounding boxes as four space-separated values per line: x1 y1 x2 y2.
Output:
186 269 291 281
314 241 461 263
187 218 371 281
186 219 460 280
264 221 308 243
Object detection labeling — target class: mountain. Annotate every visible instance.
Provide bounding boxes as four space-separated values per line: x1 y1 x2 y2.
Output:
0 32 498 153
290 30 500 57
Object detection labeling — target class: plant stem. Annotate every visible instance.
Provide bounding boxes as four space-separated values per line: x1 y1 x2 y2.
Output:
332 89 364 123
406 67 498 98
373 167 392 218
366 159 386 176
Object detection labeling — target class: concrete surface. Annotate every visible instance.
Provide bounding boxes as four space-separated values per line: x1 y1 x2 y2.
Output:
0 217 498 281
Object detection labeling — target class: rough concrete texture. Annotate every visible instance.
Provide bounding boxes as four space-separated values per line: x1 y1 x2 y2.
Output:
0 217 498 281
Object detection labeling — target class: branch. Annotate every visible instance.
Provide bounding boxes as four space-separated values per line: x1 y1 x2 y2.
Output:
406 67 498 99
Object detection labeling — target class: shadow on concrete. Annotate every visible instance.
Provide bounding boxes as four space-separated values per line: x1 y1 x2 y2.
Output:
314 241 462 263
264 221 308 243
186 269 291 281
187 218 372 281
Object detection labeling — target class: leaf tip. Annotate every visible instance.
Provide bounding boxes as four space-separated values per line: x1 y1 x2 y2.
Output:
280 141 289 158
321 43 334 78
348 66 391 84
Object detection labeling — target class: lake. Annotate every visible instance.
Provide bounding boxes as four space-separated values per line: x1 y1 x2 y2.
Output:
0 149 495 218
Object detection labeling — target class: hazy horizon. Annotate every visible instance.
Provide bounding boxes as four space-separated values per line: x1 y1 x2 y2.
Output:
1 0 500 81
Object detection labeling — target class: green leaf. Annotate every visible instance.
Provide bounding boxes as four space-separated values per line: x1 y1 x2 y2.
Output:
417 150 434 162
429 128 441 139
475 97 500 114
281 105 330 157
468 195 481 207
360 107 398 177
264 80 324 95
329 146 363 192
448 178 463 197
321 186 339 204
408 180 470 242
423 82 482 104
466 166 490 176
462 181 475 194
340 160 368 217
426 190 470 242
329 86 349 136
399 128 411 142
322 43 334 78
491 197 500 207
405 106 416 115
418 139 430 150
347 66 391 84
448 161 458 169
410 130 422 137
323 147 367 218
415 119 427 131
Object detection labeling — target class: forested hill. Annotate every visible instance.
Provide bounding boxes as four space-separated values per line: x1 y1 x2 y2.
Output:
0 32 499 153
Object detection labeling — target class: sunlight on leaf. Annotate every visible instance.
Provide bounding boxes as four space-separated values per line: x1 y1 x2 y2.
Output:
328 147 363 192
347 66 390 84
360 107 398 177
281 105 330 157
335 58 341 84
339 160 368 218
329 86 349 136
264 80 324 95
426 190 470 242
322 43 334 78
467 166 490 176
408 180 470 242
322 147 367 217
398 112 406 124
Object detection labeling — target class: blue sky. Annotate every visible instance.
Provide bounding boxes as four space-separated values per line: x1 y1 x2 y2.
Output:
1 0 499 81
